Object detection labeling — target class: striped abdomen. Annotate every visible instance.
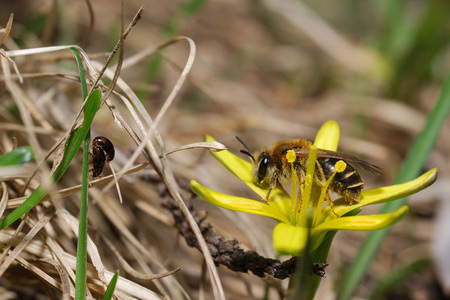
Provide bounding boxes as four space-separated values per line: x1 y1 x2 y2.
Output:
317 157 364 204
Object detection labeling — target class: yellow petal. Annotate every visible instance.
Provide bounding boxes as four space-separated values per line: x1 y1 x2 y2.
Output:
313 205 408 236
314 120 340 151
273 223 309 255
191 180 290 223
205 135 291 202
329 168 438 217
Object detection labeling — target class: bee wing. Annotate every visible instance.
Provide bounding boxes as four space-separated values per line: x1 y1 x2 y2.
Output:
294 148 382 175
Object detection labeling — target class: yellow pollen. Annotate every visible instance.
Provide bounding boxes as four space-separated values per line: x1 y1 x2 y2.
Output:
286 150 296 163
335 160 347 173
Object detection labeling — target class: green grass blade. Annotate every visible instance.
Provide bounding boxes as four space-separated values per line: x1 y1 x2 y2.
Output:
377 0 410 59
72 46 92 300
70 48 88 98
102 271 120 300
75 132 91 300
0 89 101 230
52 91 101 181
386 0 450 100
0 146 34 166
337 73 450 299
370 258 432 299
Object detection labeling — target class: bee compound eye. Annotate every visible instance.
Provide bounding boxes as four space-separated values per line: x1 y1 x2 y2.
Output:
257 152 271 183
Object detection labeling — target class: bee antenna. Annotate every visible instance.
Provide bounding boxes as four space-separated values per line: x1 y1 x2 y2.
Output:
235 136 255 162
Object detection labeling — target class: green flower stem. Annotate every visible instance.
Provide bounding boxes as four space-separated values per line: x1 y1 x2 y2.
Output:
307 231 336 300
287 231 313 300
337 73 450 300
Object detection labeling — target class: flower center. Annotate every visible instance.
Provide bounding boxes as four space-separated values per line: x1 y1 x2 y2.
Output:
285 147 347 227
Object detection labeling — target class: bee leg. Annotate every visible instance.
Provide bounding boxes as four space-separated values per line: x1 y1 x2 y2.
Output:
314 169 339 217
264 170 279 204
325 194 339 217
264 189 271 204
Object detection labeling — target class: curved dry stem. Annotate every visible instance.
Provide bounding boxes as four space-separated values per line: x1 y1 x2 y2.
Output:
0 14 14 46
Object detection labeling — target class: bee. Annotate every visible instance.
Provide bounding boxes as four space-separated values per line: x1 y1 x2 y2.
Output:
90 136 115 177
236 137 381 205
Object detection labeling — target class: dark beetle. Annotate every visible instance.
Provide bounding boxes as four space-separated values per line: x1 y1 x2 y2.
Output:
90 136 115 177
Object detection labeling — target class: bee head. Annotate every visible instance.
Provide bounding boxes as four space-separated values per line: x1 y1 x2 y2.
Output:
235 136 274 186
254 151 273 186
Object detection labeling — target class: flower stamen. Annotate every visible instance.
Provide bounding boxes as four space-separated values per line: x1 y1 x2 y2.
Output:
313 160 347 224
297 145 317 226
335 160 347 173
286 150 298 224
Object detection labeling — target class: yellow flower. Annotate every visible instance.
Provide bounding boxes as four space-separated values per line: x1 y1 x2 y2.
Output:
191 121 437 256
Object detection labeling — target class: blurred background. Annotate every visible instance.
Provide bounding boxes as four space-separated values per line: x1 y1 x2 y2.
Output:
1 0 449 299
